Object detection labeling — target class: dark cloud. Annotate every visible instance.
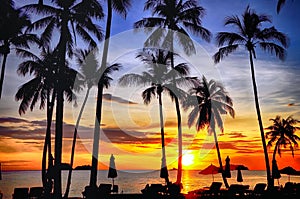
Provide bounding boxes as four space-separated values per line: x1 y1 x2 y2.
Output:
103 93 138 105
227 132 247 138
101 128 172 145
0 117 28 123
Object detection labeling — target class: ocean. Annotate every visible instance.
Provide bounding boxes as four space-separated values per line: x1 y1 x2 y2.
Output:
0 170 300 199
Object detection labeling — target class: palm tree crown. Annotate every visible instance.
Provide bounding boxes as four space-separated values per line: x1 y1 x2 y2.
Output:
134 0 211 55
214 6 288 63
184 76 235 132
266 115 300 159
22 0 103 52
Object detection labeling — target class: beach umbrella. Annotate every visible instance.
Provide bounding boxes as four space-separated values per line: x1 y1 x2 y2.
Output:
279 166 300 182
108 154 117 186
199 164 220 182
160 157 169 181
272 160 281 185
224 156 231 178
237 166 243 183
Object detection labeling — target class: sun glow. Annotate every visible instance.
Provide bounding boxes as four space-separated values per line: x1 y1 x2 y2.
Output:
182 153 194 166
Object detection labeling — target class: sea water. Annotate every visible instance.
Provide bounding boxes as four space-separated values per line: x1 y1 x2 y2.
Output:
0 170 299 199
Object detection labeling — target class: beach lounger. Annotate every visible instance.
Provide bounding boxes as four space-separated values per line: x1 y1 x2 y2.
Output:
111 185 118 193
246 183 266 198
224 184 250 199
12 188 29 199
99 183 112 196
198 182 223 198
29 187 43 199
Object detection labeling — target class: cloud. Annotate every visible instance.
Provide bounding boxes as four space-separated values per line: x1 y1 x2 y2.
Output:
103 93 138 105
101 128 172 145
227 132 247 138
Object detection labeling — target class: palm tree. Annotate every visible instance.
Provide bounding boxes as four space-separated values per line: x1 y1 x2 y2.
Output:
266 115 300 183
0 4 39 99
183 76 235 188
22 1 103 196
15 47 81 196
119 49 190 184
64 49 121 198
213 6 288 188
134 0 211 185
90 0 131 188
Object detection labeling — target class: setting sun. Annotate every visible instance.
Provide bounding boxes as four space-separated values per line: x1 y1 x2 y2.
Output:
182 153 194 166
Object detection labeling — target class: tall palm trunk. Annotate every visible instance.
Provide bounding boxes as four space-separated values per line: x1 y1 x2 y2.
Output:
248 51 272 188
90 0 112 187
158 90 169 184
42 90 55 188
54 18 68 199
0 41 9 99
65 88 91 198
169 33 182 185
212 129 229 188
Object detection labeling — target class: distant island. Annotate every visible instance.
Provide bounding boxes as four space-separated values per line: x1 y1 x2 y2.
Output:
74 165 92 170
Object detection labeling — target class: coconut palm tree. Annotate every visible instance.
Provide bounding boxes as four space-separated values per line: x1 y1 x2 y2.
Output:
22 1 103 196
183 76 235 188
15 47 81 196
134 0 211 185
266 115 300 183
0 4 39 99
213 6 288 188
64 49 121 198
119 49 190 184
90 0 131 188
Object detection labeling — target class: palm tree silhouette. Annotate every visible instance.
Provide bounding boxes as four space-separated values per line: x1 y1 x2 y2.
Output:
0 3 39 99
266 115 300 184
213 6 288 188
134 0 211 185
183 76 235 188
15 47 81 196
64 49 121 198
119 49 190 184
90 0 131 188
22 1 103 196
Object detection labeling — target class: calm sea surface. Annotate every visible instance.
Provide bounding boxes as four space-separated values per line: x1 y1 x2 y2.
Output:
1 170 300 199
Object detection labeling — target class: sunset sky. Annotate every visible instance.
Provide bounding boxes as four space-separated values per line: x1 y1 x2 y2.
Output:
0 0 300 172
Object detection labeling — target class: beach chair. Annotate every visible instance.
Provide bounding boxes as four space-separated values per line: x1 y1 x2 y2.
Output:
29 187 43 199
111 185 118 193
12 188 29 199
199 182 222 198
98 183 112 197
247 183 266 198
82 186 98 199
225 184 250 199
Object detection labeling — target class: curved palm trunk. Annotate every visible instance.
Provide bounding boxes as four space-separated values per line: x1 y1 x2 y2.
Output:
212 129 229 188
42 90 55 189
158 91 169 184
248 51 272 188
90 0 112 187
54 18 68 199
169 35 183 185
64 88 90 198
0 52 8 99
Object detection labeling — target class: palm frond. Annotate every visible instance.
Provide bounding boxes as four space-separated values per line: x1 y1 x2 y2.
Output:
142 86 156 105
277 0 286 13
213 44 239 63
216 32 245 46
112 0 131 18
259 42 286 61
